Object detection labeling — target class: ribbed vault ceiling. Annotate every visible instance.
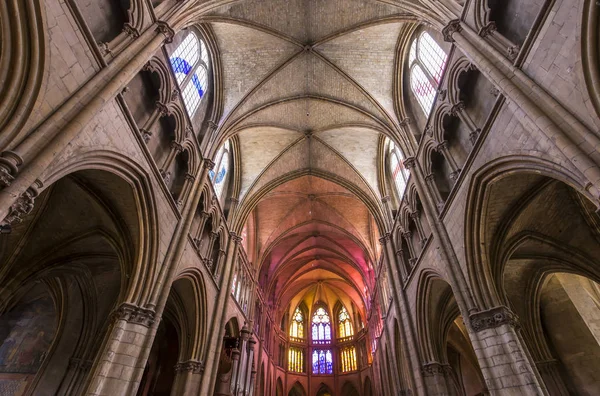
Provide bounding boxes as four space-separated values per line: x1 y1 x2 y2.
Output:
207 0 419 320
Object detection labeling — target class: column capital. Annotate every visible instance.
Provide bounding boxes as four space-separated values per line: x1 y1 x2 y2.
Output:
421 361 452 377
400 117 411 127
478 21 497 38
203 158 216 170
435 140 449 151
469 306 520 332
230 231 243 243
425 173 436 182
403 157 416 169
410 210 420 220
156 21 175 43
175 360 204 374
112 302 156 327
378 233 392 245
442 19 462 42
171 141 184 152
450 101 465 116
381 195 391 204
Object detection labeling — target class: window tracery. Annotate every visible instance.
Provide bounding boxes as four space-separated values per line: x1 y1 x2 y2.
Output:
169 32 210 117
290 307 305 339
338 306 354 339
408 32 448 116
312 306 332 344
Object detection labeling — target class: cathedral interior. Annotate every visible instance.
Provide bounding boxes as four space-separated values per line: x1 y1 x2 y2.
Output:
1 0 600 395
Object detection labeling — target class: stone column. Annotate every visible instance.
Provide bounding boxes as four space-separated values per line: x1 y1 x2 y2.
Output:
85 303 157 396
176 172 196 210
443 20 600 204
450 101 481 145
173 360 204 395
395 247 410 279
138 100 169 144
201 232 243 395
478 22 519 62
421 362 457 396
160 140 183 174
402 231 418 268
468 306 545 395
424 172 445 211
379 233 425 394
410 211 427 248
192 210 211 248
435 140 461 181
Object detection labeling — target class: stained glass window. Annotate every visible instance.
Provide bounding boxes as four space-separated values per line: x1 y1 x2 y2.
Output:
312 307 331 343
340 346 357 372
288 347 304 373
169 31 210 118
411 65 436 115
290 307 304 339
338 307 354 338
388 140 410 200
231 272 237 295
408 31 448 116
312 349 333 374
210 140 231 204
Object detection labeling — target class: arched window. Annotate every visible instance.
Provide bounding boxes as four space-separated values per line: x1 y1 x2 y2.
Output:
169 32 210 118
388 140 410 200
288 347 304 373
338 306 354 338
209 140 231 203
408 32 448 116
312 306 332 344
290 307 304 339
312 349 333 374
340 346 357 372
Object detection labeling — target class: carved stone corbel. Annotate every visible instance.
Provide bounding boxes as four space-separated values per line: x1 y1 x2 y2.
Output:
2 180 43 227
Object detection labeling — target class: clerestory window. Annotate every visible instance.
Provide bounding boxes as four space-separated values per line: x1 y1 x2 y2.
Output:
408 32 448 116
169 32 210 118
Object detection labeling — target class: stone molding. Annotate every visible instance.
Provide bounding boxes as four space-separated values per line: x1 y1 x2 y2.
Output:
175 360 204 374
421 362 452 377
469 306 519 332
442 19 462 43
112 302 156 327
3 180 42 226
156 21 175 43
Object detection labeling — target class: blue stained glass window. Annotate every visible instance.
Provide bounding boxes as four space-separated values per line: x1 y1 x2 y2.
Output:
312 307 332 343
168 32 210 118
312 349 333 374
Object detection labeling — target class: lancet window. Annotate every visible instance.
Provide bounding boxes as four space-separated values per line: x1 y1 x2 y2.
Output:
209 140 231 203
312 349 333 375
408 32 448 116
338 306 354 339
340 346 358 372
290 307 305 340
388 139 410 201
289 347 304 373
